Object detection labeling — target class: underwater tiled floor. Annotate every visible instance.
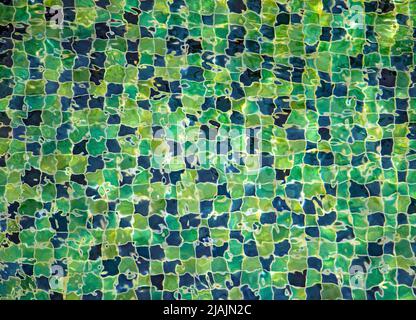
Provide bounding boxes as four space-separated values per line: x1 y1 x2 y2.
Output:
0 0 416 300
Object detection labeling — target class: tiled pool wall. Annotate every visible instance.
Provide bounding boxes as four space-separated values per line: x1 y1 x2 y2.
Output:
0 0 416 300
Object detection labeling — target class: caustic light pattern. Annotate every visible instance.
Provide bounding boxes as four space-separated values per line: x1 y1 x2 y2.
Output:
0 0 416 300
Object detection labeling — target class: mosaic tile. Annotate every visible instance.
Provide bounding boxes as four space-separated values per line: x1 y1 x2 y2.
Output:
0 0 416 300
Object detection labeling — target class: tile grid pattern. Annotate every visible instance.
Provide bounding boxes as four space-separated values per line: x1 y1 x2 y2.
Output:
0 0 415 300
